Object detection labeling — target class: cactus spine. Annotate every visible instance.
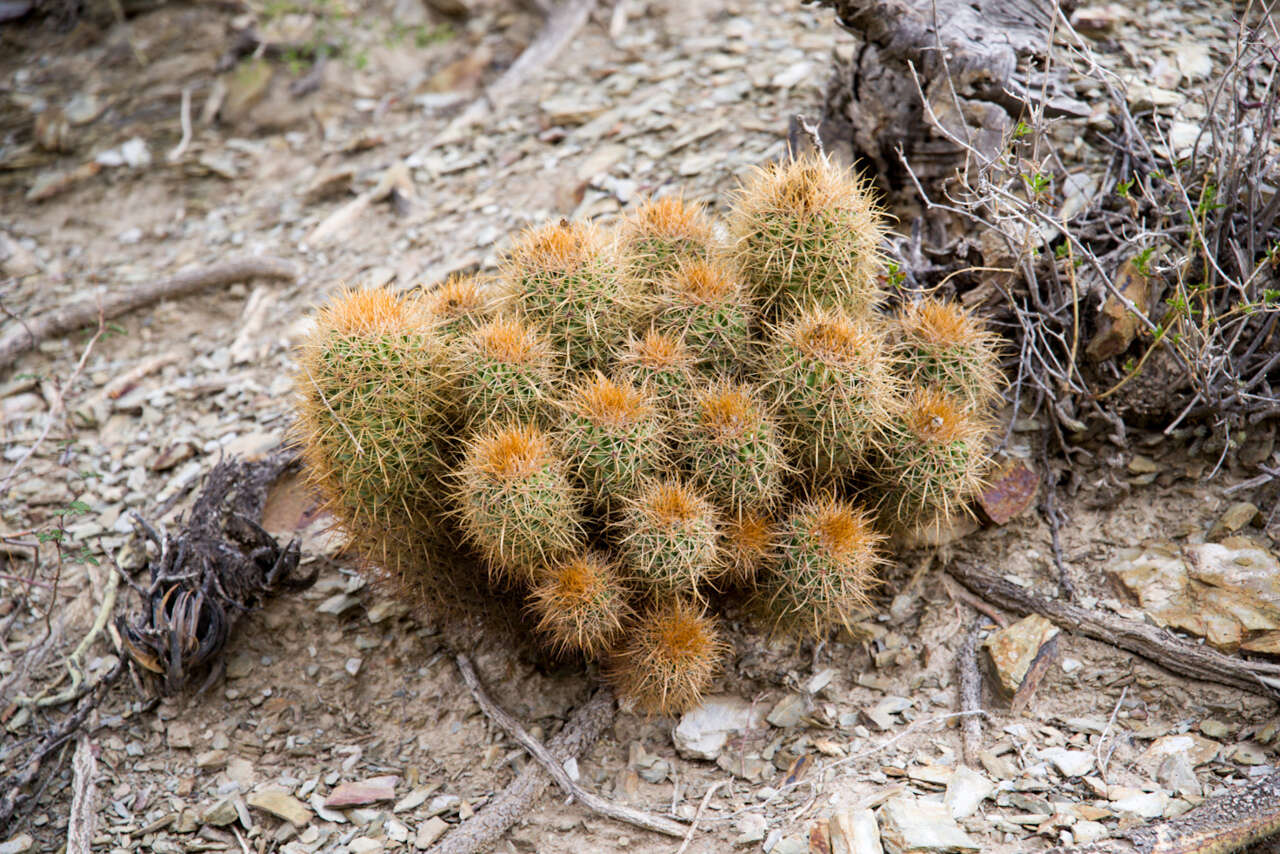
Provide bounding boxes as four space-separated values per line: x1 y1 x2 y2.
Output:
616 478 719 594
454 422 584 585
617 196 716 288
454 315 559 428
654 260 755 375
607 597 727 715
505 219 637 370
677 380 786 513
729 153 885 315
893 297 1004 410
764 496 884 636
528 552 631 657
765 306 899 480
557 373 668 510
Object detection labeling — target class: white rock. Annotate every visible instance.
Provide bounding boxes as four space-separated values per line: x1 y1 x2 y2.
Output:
1039 747 1095 778
1073 820 1107 844
1110 789 1167 818
944 766 994 819
878 796 980 852
120 137 151 168
830 808 882 854
771 61 813 89
672 696 766 760
733 812 767 845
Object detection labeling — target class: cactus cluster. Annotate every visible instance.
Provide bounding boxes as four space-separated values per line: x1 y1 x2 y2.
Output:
294 153 1002 715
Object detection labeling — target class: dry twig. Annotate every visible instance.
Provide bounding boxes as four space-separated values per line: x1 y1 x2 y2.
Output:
0 254 299 370
453 654 688 838
65 735 96 854
957 618 984 766
428 684 615 854
946 560 1280 701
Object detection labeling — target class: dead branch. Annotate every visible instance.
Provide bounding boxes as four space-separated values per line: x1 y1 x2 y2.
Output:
453 654 688 838
0 657 122 829
436 0 597 142
65 735 96 854
945 561 1280 703
1047 769 1280 853
427 684 615 854
957 618 983 766
0 306 104 495
0 255 300 370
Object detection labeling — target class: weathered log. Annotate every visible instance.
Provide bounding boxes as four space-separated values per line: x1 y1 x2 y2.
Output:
816 0 1086 188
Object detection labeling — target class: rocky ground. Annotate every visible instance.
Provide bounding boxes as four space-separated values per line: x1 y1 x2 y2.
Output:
2 0 1279 853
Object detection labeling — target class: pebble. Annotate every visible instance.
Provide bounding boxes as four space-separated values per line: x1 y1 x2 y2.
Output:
1038 748 1095 778
766 694 809 728
862 697 912 732
393 784 440 813
348 838 384 853
1072 820 1107 845
0 835 34 854
345 657 364 676
247 789 313 826
201 797 239 827
1157 752 1202 797
326 775 399 808
981 615 1059 697
1109 789 1167 818
878 796 980 852
415 817 448 848
830 808 882 853
733 812 767 845
1231 743 1267 765
944 766 994 819
196 750 228 769
672 696 765 760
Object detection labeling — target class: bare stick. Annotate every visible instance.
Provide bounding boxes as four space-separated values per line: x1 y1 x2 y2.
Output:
167 86 193 163
675 780 726 854
66 735 96 854
0 255 300 370
453 654 687 838
957 618 983 766
437 0 597 141
1 307 104 494
428 686 614 854
945 561 1280 701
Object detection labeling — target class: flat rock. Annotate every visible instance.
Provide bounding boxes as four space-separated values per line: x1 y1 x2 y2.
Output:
1110 542 1280 652
1138 733 1220 776
247 789 313 826
878 796 980 853
326 775 398 808
862 697 912 732
1038 747 1094 778
733 812 767 845
1073 820 1107 845
0 834 34 854
672 696 766 760
415 816 448 849
1109 788 1167 818
202 797 239 827
1158 752 1202 797
830 808 882 854
767 694 810 728
944 766 993 819
982 615 1059 697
